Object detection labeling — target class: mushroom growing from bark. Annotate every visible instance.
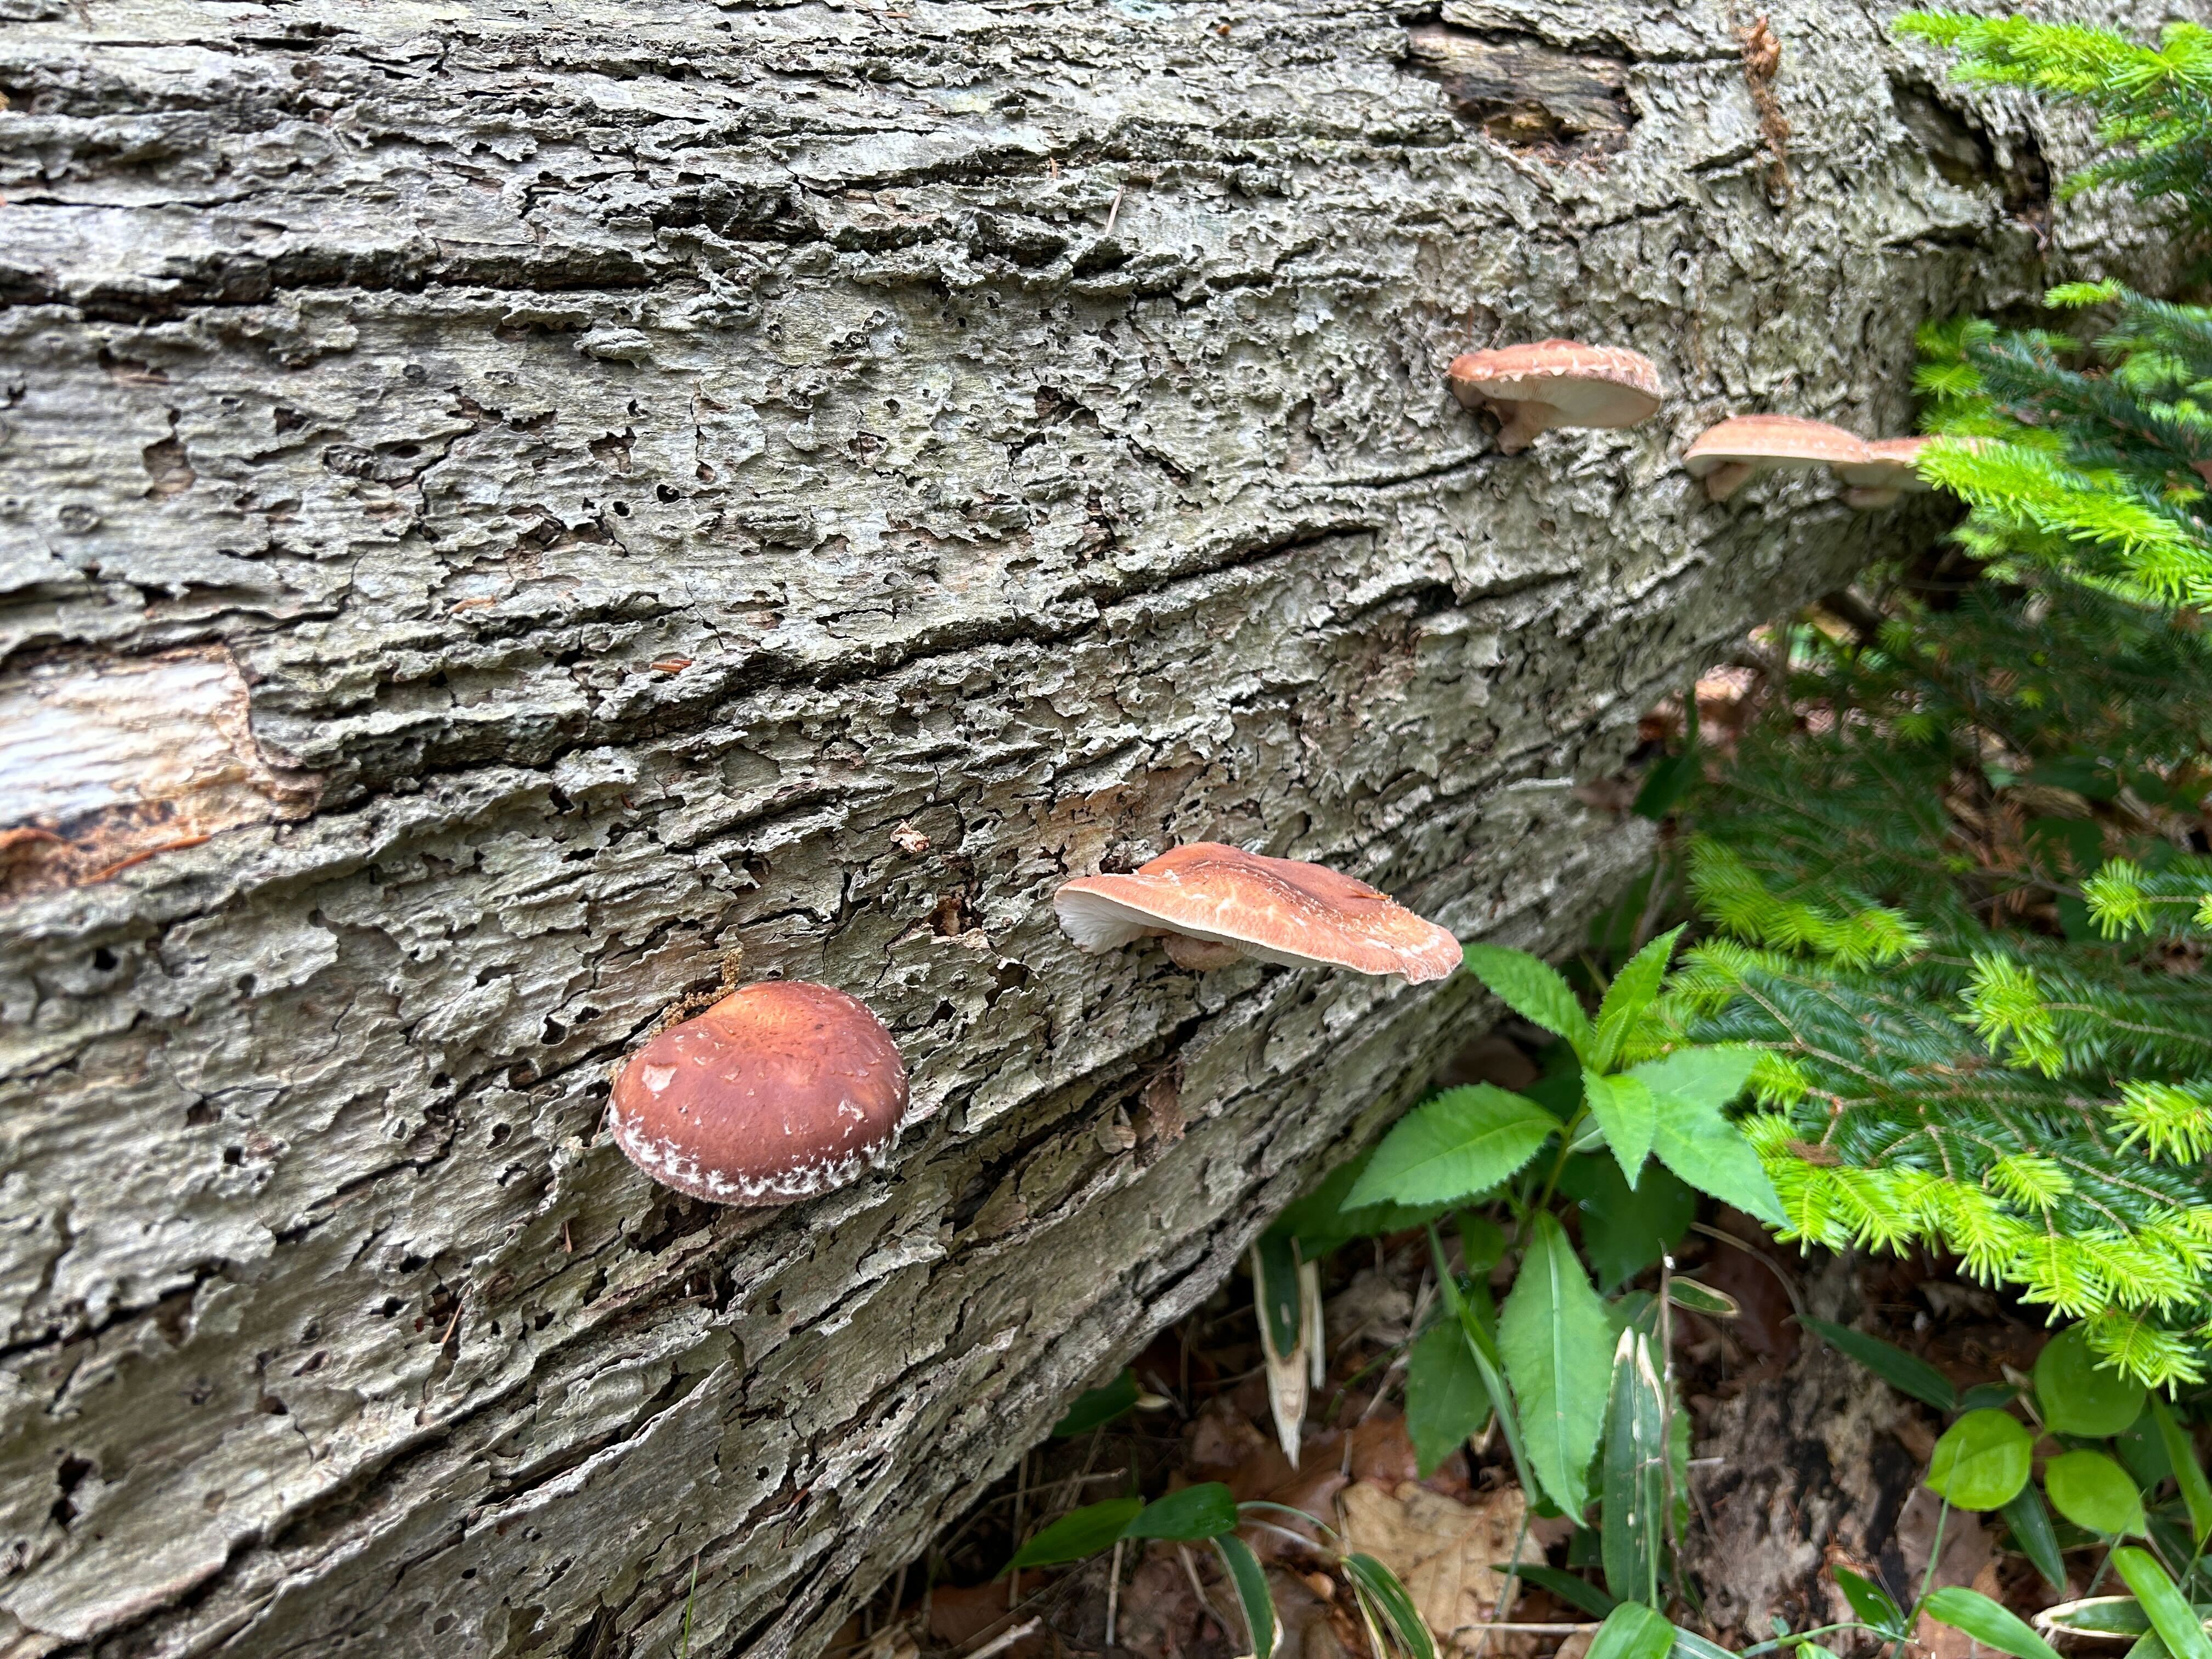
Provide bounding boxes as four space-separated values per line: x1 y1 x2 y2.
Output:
1054 842 1462 981
1838 436 1933 507
1682 414 1869 502
1447 340 1665 454
608 980 910 1205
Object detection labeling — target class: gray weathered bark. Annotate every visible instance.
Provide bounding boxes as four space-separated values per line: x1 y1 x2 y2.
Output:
0 0 2164 1654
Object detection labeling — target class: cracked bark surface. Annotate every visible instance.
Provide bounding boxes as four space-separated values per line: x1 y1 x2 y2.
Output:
0 1 2170 1654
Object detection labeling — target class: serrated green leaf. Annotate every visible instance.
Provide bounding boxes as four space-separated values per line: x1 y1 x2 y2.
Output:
1463 943 1595 1055
1407 1318 1491 1479
1560 1156 1698 1290
1345 1086 1557 1209
1627 1046 1761 1112
1215 1534 1278 1658
1649 1088 1781 1223
1592 928 1684 1073
1502 1211 1612 1519
1921 1587 2064 1659
1584 1072 1658 1185
1927 1410 2034 1510
1007 1497 1144 1570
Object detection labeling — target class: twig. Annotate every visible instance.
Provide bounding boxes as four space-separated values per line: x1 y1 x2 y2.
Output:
1009 1451 1028 1610
966 1617 1042 1659
1690 1222 1806 1322
1177 1545 1229 1640
1105 1538 1125 1649
1103 186 1125 238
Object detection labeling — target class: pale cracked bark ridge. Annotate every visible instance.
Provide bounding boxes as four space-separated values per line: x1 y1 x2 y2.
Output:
0 0 2168 1654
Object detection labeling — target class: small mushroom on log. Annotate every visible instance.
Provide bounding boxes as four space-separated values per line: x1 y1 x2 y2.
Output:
1447 340 1664 453
1053 842 1462 981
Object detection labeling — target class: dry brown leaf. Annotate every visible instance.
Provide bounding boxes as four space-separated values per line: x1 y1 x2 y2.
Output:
1339 1480 1530 1647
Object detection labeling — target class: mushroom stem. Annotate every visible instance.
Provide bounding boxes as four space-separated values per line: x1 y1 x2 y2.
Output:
1844 486 1901 509
1161 934 1246 971
1702 460 1756 503
1490 399 1560 455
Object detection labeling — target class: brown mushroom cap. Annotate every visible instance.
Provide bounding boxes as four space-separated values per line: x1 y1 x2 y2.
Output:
608 980 910 1205
1838 435 1933 489
1448 341 1664 452
1054 842 1463 982
1683 415 1870 501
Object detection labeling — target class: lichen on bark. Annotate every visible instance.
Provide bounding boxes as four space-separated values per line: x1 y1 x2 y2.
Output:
0 0 2167 1654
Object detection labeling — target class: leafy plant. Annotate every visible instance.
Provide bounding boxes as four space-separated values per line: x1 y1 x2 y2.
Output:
1259 933 1770 1622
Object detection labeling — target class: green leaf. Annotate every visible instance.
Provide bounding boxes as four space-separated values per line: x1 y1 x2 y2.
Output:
2111 1547 2212 1659
1127 1482 1240 1542
2151 1395 2212 1549
2126 1634 2174 1659
2044 1449 2146 1537
1007 1497 1144 1570
1345 1553 1438 1659
1831 1567 1905 1637
1407 1319 1492 1479
1584 1073 1659 1185
1602 1329 1668 1609
1345 1086 1558 1210
1501 1211 1612 1519
1627 1046 1760 1113
1647 1087 1782 1223
2035 1327 2147 1438
1666 1278 1739 1318
1506 1564 1617 1620
1463 943 1595 1055
1585 1600 1679 1659
1592 928 1684 1073
1560 1156 1697 1290
1053 1369 1139 1437
1252 1232 1301 1360
1921 1587 2064 1659
1801 1318 1960 1413
1998 1482 2068 1592
2041 1599 2152 1638
1215 1534 1278 1659
1926 1410 2034 1510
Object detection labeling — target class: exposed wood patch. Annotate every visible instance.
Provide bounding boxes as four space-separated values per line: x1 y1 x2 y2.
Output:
0 647 321 897
1402 24 1635 150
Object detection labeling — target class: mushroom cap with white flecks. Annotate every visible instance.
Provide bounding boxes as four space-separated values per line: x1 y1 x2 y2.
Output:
608 980 910 1205
1682 414 1869 476
1054 842 1463 982
1446 341 1665 428
1838 435 1934 489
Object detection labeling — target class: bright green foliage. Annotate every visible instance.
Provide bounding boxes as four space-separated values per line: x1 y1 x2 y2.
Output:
1896 14 2212 272
1499 1212 1612 1515
1673 579 2212 1385
1927 1409 2035 1509
1671 12 2212 1385
1910 290 2212 606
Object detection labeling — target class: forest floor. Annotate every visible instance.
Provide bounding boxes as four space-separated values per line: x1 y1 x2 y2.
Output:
821 1018 2072 1659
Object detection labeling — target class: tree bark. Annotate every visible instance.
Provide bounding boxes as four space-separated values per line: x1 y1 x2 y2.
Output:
0 1 2164 1655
